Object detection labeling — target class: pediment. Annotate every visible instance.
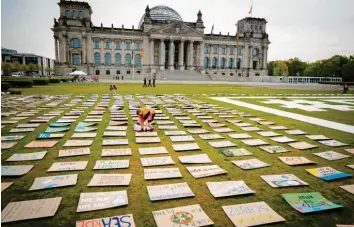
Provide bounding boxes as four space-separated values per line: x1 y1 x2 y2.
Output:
149 22 203 37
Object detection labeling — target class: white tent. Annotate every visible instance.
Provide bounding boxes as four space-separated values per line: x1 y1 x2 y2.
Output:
69 70 87 76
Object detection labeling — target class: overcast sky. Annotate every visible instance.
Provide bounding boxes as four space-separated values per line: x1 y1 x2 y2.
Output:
2 0 354 61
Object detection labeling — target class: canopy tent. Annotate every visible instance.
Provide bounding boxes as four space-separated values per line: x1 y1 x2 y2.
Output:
69 70 87 76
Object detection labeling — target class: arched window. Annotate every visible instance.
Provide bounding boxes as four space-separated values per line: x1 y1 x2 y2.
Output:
115 53 121 66
106 70 110 75
125 41 131 50
221 47 226 55
213 46 217 54
252 48 259 56
94 40 99 49
204 46 209 54
72 10 77 17
105 41 110 49
221 58 225 68
72 54 80 65
65 10 70 17
94 52 101 65
105 53 111 66
228 58 233 68
212 57 217 68
237 59 241 69
135 42 141 51
204 57 209 68
116 41 121 50
79 11 84 18
135 54 141 66
125 53 131 66
95 70 100 75
70 39 81 48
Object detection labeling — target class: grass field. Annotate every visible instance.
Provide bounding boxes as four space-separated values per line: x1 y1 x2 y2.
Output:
1 84 354 227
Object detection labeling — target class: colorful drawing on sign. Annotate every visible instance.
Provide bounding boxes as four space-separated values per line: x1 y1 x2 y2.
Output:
206 181 255 198
29 174 78 191
75 214 136 227
221 148 252 157
6 151 47 162
232 158 270 170
77 190 128 212
93 160 129 169
50 123 71 127
282 192 342 213
1 135 25 141
318 140 349 147
25 141 58 148
260 145 289 154
1 197 62 223
306 167 352 181
222 201 285 227
261 174 309 188
37 133 65 139
45 127 69 133
75 122 97 132
1 165 34 176
47 161 88 172
314 151 350 160
152 204 213 227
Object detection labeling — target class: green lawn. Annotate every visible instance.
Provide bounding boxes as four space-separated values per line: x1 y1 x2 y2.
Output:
1 85 354 227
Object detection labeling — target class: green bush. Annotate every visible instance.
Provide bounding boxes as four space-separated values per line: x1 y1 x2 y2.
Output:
49 78 61 83
1 82 11 91
33 79 49 85
3 80 33 88
60 78 69 82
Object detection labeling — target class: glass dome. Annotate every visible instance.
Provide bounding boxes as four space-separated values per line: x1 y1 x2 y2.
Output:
139 5 183 28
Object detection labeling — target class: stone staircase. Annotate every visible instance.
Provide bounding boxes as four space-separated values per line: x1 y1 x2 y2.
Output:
156 70 212 81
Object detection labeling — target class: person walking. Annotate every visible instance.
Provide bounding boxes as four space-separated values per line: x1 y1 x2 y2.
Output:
152 72 156 87
143 77 147 87
110 84 117 94
148 78 152 87
343 83 349 94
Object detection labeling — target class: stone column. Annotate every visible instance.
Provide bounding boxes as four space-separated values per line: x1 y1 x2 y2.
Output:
111 39 115 65
199 42 204 69
86 36 92 64
188 41 194 70
168 40 174 70
263 46 268 70
178 40 184 70
150 39 154 66
243 44 249 69
82 36 86 64
225 46 229 69
54 37 59 62
100 39 104 64
160 39 164 70
132 41 135 67
209 47 212 68
122 40 125 65
218 45 221 69
249 46 253 69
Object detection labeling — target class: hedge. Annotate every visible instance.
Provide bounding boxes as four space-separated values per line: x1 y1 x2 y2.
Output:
49 78 61 83
1 82 11 91
33 79 49 85
60 79 70 82
3 80 34 88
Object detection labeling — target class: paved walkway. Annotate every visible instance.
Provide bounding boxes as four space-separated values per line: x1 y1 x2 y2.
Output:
212 97 354 134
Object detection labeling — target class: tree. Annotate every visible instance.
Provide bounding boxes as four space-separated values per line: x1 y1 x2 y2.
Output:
28 63 38 71
273 61 289 76
285 57 307 76
13 61 21 72
342 60 354 82
304 61 323 77
20 64 29 72
45 66 52 75
1 62 14 75
267 61 276 76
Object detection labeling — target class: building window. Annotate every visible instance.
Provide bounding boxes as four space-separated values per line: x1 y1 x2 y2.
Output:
228 58 233 68
237 59 241 69
65 10 70 17
135 54 141 66
115 53 121 66
117 70 120 74
221 58 226 69
212 57 217 68
135 42 141 51
94 40 99 49
125 41 131 50
253 61 257 69
221 47 226 55
105 41 111 49
259 25 262 31
204 46 209 54
106 70 110 75
125 53 131 66
237 47 242 55
72 54 80 65
127 70 131 74
116 41 121 50
72 10 77 17
94 52 101 65
213 46 217 54
251 25 253 30
95 70 100 75
204 57 209 68
105 53 111 66
252 48 259 56
79 11 84 18
230 47 234 55
70 39 81 48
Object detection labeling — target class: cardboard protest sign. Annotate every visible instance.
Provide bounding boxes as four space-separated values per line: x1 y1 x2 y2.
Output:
1 135 25 141
282 192 342 213
45 127 69 133
141 156 175 167
93 160 129 169
1 142 17 149
6 151 47 162
260 145 289 154
314 151 350 160
152 204 214 227
178 154 212 164
101 148 132 156
278 156 315 166
103 139 128 146
47 161 88 172
261 174 308 188
232 158 270 170
63 140 93 147
88 174 132 186
222 201 285 227
288 142 318 150
206 181 255 198
208 140 237 148
144 168 182 180
37 133 65 139
136 137 161 144
58 148 90 157
29 174 78 191
340 185 354 195
172 143 200 151
221 148 252 157
139 147 168 155
1 197 62 223
77 191 128 212
1 182 14 192
306 167 352 181
1 165 34 176
147 182 195 201
75 214 136 227
25 141 58 148
187 165 227 178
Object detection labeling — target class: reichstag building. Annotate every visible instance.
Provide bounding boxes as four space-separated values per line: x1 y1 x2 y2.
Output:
52 0 270 78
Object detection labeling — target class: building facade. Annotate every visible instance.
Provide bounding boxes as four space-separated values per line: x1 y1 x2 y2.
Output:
1 48 55 76
52 0 270 78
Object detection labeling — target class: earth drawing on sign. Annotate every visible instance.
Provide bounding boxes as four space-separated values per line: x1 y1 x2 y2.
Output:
171 212 193 224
